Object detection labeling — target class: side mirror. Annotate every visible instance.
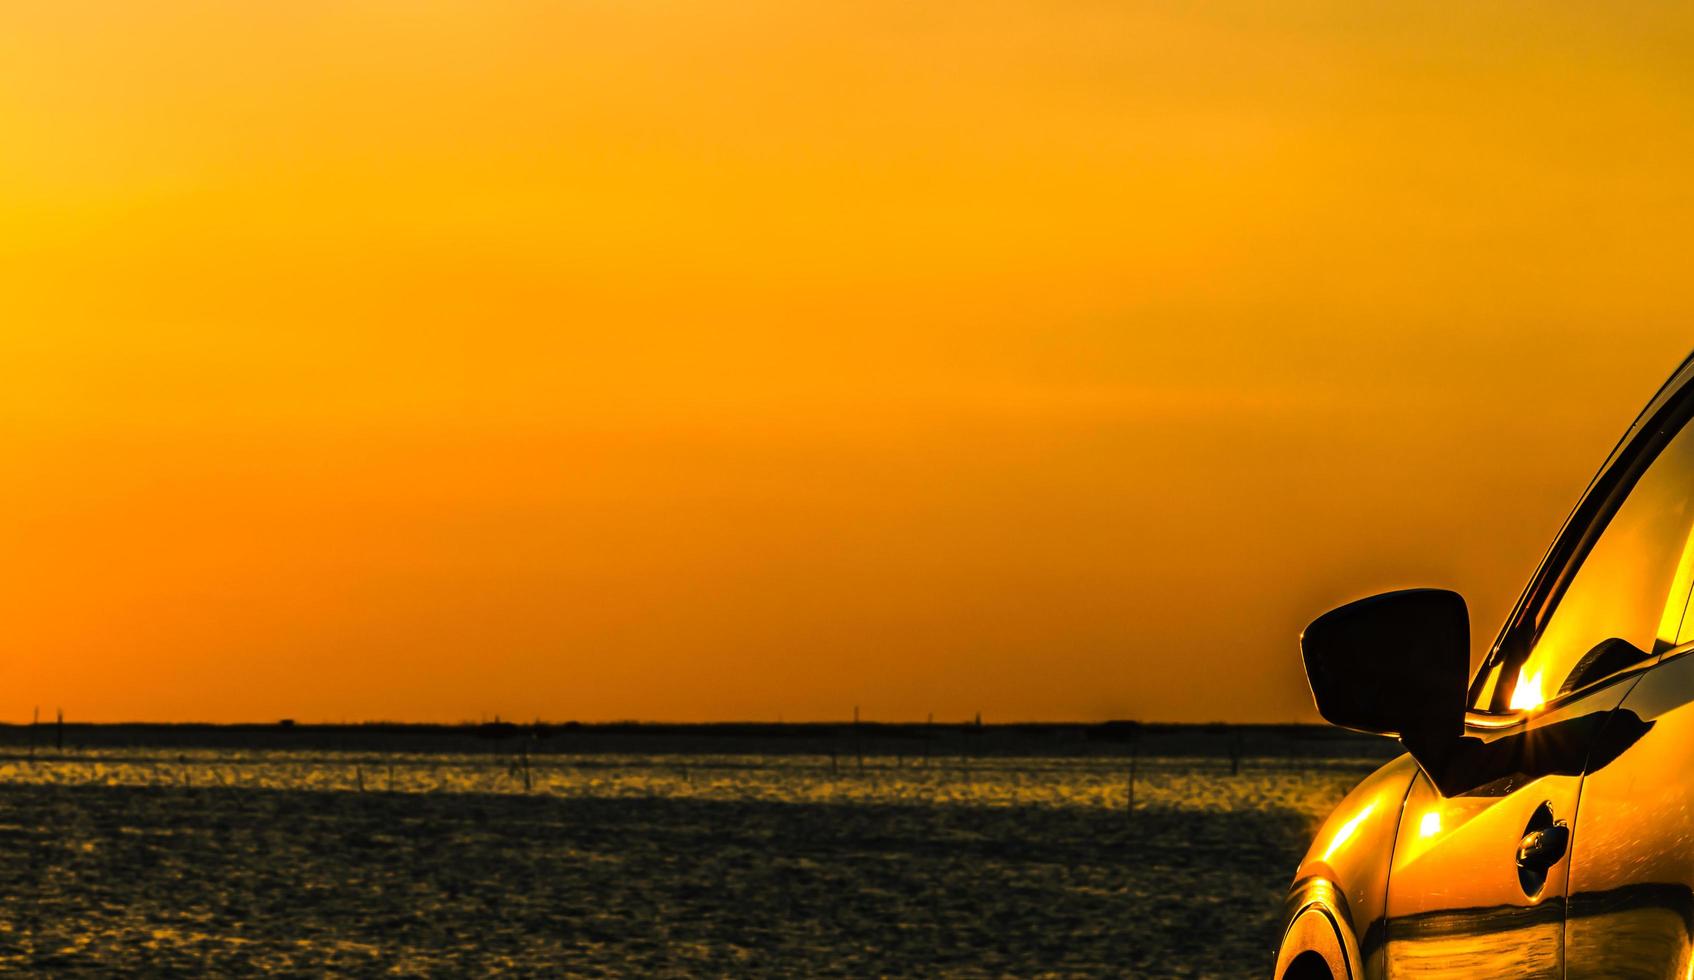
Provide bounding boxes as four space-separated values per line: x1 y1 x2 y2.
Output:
1301 589 1469 777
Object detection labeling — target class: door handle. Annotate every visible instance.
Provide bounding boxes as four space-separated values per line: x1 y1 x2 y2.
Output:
1517 801 1569 896
1517 824 1570 872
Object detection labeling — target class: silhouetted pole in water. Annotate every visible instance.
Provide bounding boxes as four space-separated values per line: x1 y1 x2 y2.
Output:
1128 735 1139 816
1229 733 1241 776
854 705 863 772
55 708 62 752
28 706 37 761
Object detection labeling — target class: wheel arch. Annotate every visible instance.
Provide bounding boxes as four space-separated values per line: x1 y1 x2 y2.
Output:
1274 882 1358 979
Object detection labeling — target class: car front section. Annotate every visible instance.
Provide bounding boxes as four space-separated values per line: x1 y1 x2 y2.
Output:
1274 754 1418 980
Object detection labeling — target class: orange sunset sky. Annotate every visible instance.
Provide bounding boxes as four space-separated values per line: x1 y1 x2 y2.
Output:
4 2 1694 723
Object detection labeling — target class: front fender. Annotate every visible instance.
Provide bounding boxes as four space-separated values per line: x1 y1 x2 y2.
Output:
1276 753 1418 979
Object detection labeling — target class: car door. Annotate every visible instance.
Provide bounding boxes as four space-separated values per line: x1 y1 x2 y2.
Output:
1560 386 1694 980
1385 386 1694 979
1564 640 1694 978
1383 682 1639 977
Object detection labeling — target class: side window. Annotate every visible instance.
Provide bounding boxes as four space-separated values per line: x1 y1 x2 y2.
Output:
1496 415 1694 710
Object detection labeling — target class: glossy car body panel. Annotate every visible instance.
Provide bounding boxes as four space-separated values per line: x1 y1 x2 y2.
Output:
1386 771 1574 976
1283 754 1419 980
1565 645 1694 979
1384 670 1644 977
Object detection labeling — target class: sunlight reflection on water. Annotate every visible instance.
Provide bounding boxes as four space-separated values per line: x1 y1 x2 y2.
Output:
0 749 1377 818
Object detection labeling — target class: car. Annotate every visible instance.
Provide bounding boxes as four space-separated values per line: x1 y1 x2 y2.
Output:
1273 349 1694 980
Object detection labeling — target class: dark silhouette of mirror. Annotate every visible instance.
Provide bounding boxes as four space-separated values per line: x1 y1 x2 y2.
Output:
1301 589 1469 777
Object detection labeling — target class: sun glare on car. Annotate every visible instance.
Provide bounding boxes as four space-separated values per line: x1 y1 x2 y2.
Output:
1322 800 1378 862
1509 667 1545 710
